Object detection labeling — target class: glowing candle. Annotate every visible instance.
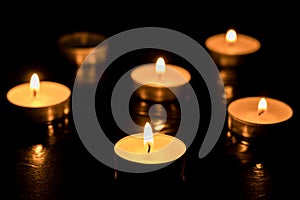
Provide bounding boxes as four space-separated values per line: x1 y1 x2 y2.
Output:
227 97 293 139
130 57 191 102
205 29 261 67
7 73 71 122
58 31 107 67
114 122 186 164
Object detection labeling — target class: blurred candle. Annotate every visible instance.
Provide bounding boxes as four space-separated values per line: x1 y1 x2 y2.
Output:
205 29 261 67
58 31 107 67
130 57 191 102
114 122 186 164
227 97 293 139
7 73 71 123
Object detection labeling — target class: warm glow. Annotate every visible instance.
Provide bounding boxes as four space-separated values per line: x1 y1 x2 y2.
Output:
31 144 46 165
34 144 43 154
30 73 40 96
155 57 166 74
258 97 267 115
144 122 154 153
226 29 237 43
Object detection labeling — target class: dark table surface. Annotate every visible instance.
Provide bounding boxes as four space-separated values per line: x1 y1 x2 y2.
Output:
1 4 300 200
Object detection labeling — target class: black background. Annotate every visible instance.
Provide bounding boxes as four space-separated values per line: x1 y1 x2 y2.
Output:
1 2 300 199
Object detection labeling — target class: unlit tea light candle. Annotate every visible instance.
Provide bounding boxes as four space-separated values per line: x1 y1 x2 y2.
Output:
227 97 293 139
7 73 71 123
114 122 186 164
130 57 191 102
205 29 261 67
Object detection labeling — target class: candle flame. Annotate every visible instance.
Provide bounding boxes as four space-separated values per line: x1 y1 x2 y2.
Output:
30 73 40 97
144 122 154 153
155 57 166 74
258 97 267 116
226 29 237 43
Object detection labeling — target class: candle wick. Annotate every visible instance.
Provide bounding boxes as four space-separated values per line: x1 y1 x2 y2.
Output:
158 73 162 80
33 89 37 98
226 41 235 47
147 143 151 154
258 110 265 116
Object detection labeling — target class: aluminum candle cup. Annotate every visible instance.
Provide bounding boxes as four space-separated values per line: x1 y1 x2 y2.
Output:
205 29 261 67
227 97 293 139
7 73 71 123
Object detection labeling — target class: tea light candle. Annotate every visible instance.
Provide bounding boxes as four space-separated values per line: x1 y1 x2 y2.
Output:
227 97 293 139
7 73 71 123
205 29 261 67
130 57 191 102
114 122 186 164
58 31 107 67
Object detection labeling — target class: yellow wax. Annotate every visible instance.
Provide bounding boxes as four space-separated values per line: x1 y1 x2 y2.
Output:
7 81 71 108
130 63 191 88
228 97 293 125
114 133 186 164
205 33 261 56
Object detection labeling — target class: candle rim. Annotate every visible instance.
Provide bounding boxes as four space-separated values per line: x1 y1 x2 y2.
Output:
115 132 186 153
205 33 261 55
114 133 186 164
131 63 191 88
228 97 293 124
7 81 71 108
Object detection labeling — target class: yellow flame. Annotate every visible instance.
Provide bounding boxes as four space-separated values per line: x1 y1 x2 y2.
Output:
155 57 166 74
225 29 237 43
30 73 40 92
258 97 267 115
144 122 154 153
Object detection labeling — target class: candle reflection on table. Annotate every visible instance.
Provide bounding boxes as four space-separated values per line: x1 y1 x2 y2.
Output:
15 144 52 199
129 92 181 136
12 114 75 199
225 131 274 200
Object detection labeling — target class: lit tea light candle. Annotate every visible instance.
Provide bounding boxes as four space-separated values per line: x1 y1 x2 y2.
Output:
205 29 261 67
130 57 191 102
7 73 71 123
114 122 186 164
227 97 293 139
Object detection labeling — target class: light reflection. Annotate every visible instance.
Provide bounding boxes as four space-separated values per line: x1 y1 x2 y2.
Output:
240 162 273 200
129 98 180 137
226 131 253 164
31 144 46 166
224 85 234 102
219 68 238 104
226 131 274 200
15 144 48 198
149 104 167 132
47 124 56 145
